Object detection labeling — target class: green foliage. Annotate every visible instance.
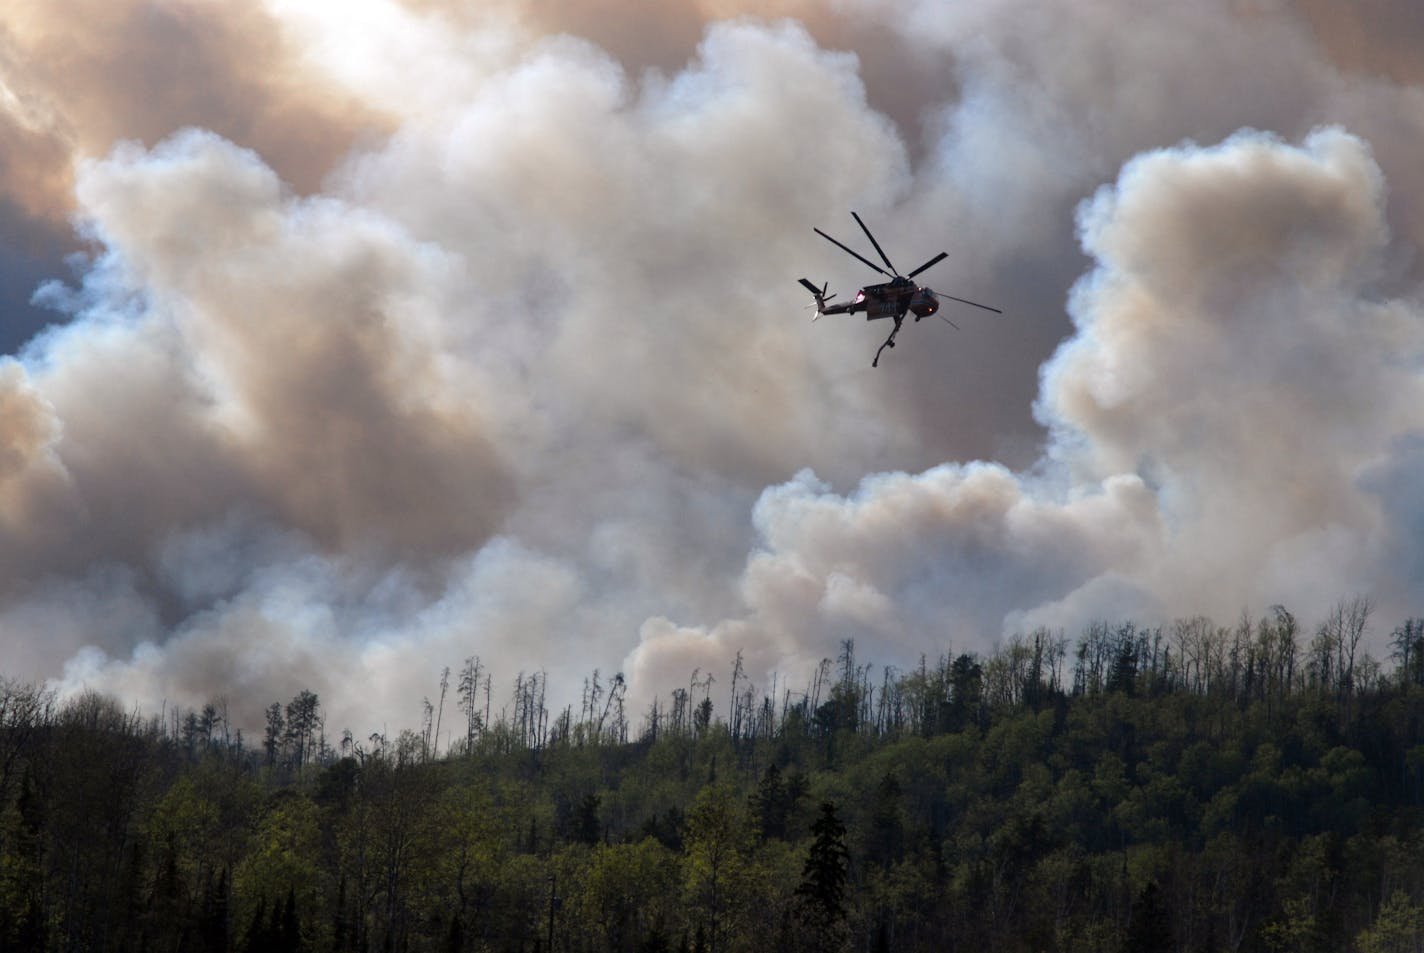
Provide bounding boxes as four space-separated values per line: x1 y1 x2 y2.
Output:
233 792 320 945
682 783 752 952
1357 891 1424 953
9 605 1424 950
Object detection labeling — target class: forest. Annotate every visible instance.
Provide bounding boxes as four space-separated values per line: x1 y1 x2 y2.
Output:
4 599 1424 952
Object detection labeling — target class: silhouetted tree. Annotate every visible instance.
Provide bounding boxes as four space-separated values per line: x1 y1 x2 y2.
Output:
576 792 601 845
794 802 850 949
264 703 284 767
749 764 792 842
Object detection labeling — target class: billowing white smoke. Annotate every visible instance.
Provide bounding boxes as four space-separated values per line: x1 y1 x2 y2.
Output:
7 17 929 733
0 1 1421 736
1041 128 1423 623
631 127 1424 694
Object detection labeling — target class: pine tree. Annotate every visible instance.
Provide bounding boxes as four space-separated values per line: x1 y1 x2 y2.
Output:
576 792 601 845
750 763 791 841
263 703 284 767
794 802 851 950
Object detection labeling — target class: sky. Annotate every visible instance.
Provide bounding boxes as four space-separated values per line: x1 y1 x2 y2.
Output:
1 0 1422 739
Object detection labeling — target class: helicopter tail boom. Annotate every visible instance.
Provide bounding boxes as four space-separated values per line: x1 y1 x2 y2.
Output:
798 278 839 320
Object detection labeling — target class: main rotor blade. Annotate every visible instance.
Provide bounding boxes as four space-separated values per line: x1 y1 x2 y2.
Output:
906 252 948 279
813 227 891 277
936 313 961 330
938 292 1003 314
851 211 898 275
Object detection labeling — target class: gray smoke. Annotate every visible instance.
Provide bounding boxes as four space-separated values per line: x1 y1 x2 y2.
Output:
631 127 1423 694
0 0 1420 734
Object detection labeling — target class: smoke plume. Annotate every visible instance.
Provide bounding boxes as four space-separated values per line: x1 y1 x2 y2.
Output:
0 0 1421 735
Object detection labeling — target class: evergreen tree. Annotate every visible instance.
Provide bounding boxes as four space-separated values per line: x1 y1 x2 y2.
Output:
948 654 983 730
264 703 285 767
750 763 791 842
794 802 851 950
575 792 601 845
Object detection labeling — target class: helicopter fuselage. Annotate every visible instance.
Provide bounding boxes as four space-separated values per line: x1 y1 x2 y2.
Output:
822 277 939 321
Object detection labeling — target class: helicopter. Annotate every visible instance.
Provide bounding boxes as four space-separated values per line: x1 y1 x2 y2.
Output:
799 212 1001 367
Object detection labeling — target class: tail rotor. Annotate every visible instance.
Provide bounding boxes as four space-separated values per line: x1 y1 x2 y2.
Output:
798 278 836 320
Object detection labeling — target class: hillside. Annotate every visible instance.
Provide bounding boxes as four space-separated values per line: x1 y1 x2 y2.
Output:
3 609 1424 952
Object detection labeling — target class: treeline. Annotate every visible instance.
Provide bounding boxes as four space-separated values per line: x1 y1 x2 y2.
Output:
2 600 1424 951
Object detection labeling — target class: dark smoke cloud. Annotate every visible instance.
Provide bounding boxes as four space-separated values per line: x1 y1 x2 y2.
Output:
0 0 1420 734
